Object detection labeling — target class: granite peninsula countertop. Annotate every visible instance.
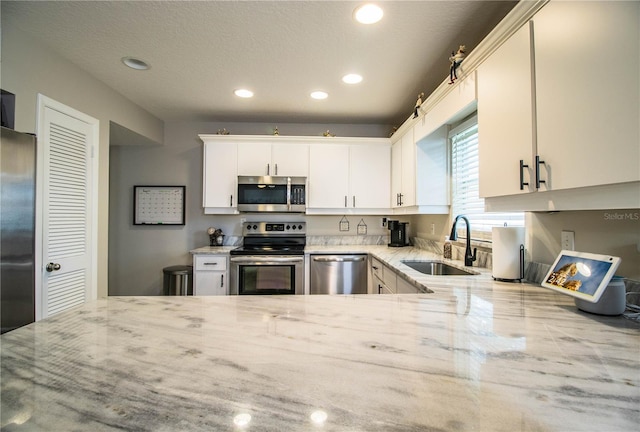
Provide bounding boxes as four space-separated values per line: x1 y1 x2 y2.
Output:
2 272 639 431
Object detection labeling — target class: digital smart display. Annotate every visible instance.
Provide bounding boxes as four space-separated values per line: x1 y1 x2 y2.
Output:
541 250 621 303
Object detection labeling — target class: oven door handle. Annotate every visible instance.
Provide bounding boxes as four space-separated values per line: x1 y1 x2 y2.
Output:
230 256 304 264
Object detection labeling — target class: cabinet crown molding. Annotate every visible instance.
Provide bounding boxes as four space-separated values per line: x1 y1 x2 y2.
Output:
199 134 390 145
391 0 548 139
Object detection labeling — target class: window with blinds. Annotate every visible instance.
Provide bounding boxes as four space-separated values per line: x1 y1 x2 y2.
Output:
450 116 524 241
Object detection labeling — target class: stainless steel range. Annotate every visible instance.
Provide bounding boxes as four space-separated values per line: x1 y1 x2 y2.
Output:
229 222 306 295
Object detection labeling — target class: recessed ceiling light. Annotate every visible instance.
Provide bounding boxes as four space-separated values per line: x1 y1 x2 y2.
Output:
310 91 328 100
234 89 254 98
121 56 150 70
342 73 363 84
353 4 383 24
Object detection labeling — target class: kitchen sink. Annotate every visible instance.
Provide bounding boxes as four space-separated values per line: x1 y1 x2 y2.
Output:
401 260 476 276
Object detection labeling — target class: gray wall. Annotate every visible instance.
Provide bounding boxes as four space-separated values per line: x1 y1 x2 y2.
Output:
528 210 639 280
108 121 392 295
2 23 164 298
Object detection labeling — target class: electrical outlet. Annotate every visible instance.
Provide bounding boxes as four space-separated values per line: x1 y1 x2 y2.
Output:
561 230 575 251
382 217 387 227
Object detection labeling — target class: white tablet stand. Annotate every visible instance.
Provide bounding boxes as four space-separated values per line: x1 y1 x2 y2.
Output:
574 276 626 316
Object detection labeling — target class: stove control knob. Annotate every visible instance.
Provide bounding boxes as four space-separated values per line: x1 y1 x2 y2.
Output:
252 224 258 230
246 225 252 230
286 225 291 230
298 224 303 230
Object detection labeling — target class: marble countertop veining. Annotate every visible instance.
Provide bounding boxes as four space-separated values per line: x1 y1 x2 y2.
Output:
1 277 639 430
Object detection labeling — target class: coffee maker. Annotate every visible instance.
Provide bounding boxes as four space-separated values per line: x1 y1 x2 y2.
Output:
387 220 409 247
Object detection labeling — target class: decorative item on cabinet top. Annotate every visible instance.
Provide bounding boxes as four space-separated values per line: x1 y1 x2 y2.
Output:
449 44 466 84
413 92 425 118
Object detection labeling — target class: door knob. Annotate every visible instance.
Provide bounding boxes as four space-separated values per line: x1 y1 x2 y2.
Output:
46 262 61 272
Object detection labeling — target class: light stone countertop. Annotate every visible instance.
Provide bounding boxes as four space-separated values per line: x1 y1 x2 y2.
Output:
2 246 639 431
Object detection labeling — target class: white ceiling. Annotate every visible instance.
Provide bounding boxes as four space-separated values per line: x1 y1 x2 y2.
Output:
2 1 516 126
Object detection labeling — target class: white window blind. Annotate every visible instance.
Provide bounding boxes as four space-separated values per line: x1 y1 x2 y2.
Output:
450 117 524 241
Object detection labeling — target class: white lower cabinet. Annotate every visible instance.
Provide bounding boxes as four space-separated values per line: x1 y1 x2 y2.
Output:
396 276 420 294
371 256 423 294
370 257 391 294
193 255 227 295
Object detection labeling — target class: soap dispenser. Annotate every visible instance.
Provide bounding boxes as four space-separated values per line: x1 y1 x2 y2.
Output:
443 236 452 259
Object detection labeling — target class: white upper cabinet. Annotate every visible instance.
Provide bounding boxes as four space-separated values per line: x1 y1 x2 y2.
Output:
350 144 390 210
400 129 416 208
236 142 271 175
308 144 350 209
477 1 640 209
307 138 391 214
201 135 390 214
201 138 238 214
237 141 309 177
477 22 535 198
391 128 416 209
532 0 639 191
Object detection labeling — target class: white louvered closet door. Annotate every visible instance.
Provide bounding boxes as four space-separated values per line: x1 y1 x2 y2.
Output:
41 107 94 318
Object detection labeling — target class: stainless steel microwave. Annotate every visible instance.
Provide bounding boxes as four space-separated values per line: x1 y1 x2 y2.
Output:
237 176 306 213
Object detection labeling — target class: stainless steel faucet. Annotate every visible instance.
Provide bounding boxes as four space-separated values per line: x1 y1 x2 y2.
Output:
449 215 477 267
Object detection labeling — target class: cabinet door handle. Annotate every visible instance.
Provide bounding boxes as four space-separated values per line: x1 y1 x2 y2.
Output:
372 266 379 270
519 160 529 190
399 193 404 206
344 196 348 208
378 284 382 294
275 164 278 176
267 163 270 176
535 155 546 189
353 196 356 207
220 274 224 288
204 262 218 266
230 195 233 207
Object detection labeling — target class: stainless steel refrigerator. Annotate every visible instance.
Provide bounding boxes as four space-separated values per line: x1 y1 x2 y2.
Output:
1 126 36 333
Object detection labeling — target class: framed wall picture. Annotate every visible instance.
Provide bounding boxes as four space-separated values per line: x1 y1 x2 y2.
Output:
133 185 185 225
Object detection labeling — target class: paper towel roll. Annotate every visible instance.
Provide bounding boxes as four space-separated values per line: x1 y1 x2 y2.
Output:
492 227 525 280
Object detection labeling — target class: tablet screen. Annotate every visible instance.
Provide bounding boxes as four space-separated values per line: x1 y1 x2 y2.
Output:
541 250 621 303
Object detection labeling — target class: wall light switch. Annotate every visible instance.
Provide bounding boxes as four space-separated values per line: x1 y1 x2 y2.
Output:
561 230 575 251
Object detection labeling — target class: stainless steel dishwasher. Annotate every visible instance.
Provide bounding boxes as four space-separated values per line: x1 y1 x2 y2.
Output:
310 254 368 294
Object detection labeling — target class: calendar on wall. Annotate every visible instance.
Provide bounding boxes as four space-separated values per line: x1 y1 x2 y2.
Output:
133 185 186 225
